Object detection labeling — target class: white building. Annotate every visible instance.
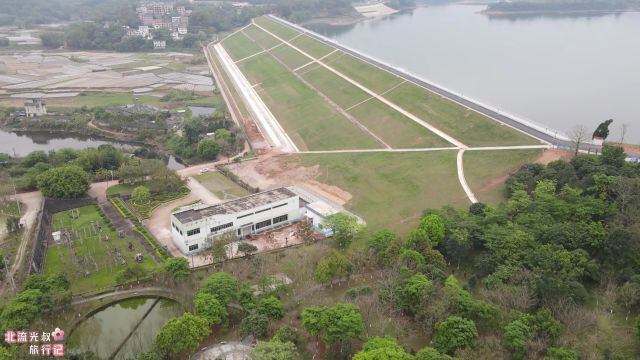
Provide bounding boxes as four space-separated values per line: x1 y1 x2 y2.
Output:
24 98 46 117
170 188 301 254
153 40 166 49
138 25 150 38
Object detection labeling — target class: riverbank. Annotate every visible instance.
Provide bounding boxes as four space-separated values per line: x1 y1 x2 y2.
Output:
481 8 640 16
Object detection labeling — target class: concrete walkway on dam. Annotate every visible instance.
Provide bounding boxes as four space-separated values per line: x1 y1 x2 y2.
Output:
267 15 612 155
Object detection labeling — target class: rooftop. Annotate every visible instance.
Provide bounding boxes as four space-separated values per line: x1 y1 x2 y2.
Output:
173 187 297 223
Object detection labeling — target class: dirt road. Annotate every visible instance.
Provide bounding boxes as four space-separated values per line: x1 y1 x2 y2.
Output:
0 191 43 295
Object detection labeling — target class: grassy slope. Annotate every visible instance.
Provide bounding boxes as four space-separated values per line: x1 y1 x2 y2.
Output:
269 44 312 70
243 25 282 49
290 35 334 59
348 98 452 148
386 83 540 146
463 149 542 205
239 53 381 151
221 31 262 61
44 205 158 294
288 151 468 235
194 172 249 200
254 16 300 40
329 52 405 94
300 66 370 110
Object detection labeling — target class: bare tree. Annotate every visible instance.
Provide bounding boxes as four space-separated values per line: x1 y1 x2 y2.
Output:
570 125 589 156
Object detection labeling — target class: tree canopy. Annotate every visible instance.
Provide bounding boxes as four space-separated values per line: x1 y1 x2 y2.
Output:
36 165 90 198
154 312 210 356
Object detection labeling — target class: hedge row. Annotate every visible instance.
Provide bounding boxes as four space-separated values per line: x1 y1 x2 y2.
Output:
133 226 169 261
110 197 134 220
93 204 116 232
110 197 170 261
216 165 260 193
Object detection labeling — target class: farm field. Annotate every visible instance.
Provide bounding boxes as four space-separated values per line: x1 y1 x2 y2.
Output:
462 149 542 205
194 172 250 200
238 53 382 150
44 205 158 294
286 151 468 234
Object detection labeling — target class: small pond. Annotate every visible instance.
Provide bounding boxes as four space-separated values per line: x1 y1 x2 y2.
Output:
67 297 183 360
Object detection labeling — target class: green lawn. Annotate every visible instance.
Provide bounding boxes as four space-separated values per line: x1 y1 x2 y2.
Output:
44 205 159 294
194 172 250 200
385 83 540 146
269 44 312 70
253 16 300 41
243 25 282 49
328 52 405 94
289 35 334 59
462 149 542 205
348 98 452 148
221 31 262 61
287 151 468 235
106 183 137 196
300 66 370 109
239 53 381 151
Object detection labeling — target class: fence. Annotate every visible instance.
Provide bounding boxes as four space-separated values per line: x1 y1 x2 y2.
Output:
29 197 96 274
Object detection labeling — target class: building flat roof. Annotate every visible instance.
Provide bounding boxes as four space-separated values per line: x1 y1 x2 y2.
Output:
173 187 297 224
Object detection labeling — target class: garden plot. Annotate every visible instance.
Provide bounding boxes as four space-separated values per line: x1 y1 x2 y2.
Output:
44 204 158 293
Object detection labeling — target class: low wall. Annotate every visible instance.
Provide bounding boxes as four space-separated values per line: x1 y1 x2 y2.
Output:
29 197 95 274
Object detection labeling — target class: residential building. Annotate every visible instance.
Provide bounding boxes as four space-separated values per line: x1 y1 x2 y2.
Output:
153 40 166 49
170 188 301 254
24 98 46 117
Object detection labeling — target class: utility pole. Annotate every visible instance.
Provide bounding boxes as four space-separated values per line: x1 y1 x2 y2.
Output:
12 180 21 226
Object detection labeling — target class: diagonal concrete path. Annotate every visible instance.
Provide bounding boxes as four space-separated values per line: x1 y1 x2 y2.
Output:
252 20 467 149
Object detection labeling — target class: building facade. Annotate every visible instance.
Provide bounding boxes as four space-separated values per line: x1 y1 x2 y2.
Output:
24 98 46 117
170 188 301 254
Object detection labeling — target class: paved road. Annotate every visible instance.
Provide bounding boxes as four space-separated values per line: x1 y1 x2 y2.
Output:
191 341 253 360
267 15 610 154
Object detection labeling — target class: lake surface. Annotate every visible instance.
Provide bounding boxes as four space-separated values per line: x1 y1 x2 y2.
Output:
68 297 182 360
307 5 640 144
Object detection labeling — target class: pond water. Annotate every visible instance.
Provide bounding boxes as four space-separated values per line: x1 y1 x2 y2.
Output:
67 297 182 360
307 4 640 143
0 129 185 169
188 106 216 117
0 129 136 157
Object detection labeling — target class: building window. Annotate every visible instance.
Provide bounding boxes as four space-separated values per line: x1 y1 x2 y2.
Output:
255 207 271 214
237 212 254 219
211 222 233 233
188 244 199 251
255 219 272 230
273 214 288 224
272 203 287 209
187 228 200 236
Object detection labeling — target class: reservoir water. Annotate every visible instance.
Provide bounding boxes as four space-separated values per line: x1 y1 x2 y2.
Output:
307 5 640 144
